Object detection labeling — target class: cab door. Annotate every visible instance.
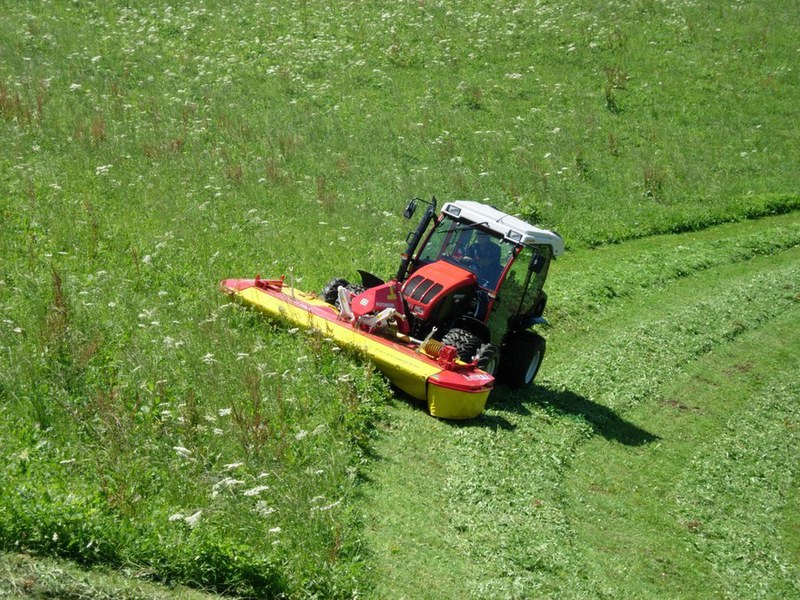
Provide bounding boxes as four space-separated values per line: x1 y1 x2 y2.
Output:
487 245 552 341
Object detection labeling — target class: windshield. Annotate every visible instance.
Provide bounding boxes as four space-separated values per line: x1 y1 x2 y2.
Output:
416 218 517 290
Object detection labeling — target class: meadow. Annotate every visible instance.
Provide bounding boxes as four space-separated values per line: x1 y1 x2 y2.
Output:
1 0 798 597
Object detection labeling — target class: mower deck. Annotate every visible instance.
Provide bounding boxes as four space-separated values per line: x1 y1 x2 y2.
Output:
220 277 494 419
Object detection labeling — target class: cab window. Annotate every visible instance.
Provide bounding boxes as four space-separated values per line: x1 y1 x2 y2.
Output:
502 245 552 315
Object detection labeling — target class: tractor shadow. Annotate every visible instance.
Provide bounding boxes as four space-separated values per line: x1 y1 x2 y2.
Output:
392 384 658 445
484 384 660 446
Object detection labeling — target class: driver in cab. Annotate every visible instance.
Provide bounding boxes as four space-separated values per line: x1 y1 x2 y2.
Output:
465 231 502 288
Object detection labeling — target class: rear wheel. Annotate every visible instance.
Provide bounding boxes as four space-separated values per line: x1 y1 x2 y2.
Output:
322 277 349 305
498 331 546 388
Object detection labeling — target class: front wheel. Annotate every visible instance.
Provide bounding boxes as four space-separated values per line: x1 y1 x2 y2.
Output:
335 283 365 311
498 331 546 388
474 342 500 376
441 328 481 362
441 329 499 376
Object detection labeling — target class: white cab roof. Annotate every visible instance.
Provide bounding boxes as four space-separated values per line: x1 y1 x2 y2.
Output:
441 200 565 256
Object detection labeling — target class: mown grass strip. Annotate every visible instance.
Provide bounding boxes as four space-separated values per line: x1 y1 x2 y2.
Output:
546 248 800 412
425 246 800 597
359 414 491 600
561 308 800 598
549 211 800 323
675 379 800 597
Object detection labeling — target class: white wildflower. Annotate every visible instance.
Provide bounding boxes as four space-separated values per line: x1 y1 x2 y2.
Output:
184 510 202 528
318 499 341 512
243 485 269 497
254 501 275 517
211 477 243 497
173 446 191 458
216 477 243 488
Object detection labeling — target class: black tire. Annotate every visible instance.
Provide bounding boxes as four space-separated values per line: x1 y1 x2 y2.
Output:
498 331 546 388
441 328 482 363
322 277 350 305
474 342 500 376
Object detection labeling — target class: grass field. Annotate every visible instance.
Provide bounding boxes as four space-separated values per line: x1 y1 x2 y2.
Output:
1 1 798 598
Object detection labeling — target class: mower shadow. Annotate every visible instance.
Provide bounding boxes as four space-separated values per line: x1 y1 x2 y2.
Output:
486 384 660 446
392 387 518 430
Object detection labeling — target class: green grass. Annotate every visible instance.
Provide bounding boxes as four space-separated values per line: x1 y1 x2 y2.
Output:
362 228 800 598
1 0 799 597
561 307 800 598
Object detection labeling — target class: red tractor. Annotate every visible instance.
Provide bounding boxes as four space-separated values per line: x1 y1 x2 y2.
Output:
322 198 564 388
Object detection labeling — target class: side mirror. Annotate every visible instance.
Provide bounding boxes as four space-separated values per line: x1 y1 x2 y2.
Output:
403 198 418 219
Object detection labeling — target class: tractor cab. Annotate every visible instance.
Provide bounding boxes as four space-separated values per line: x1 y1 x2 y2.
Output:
399 200 564 346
